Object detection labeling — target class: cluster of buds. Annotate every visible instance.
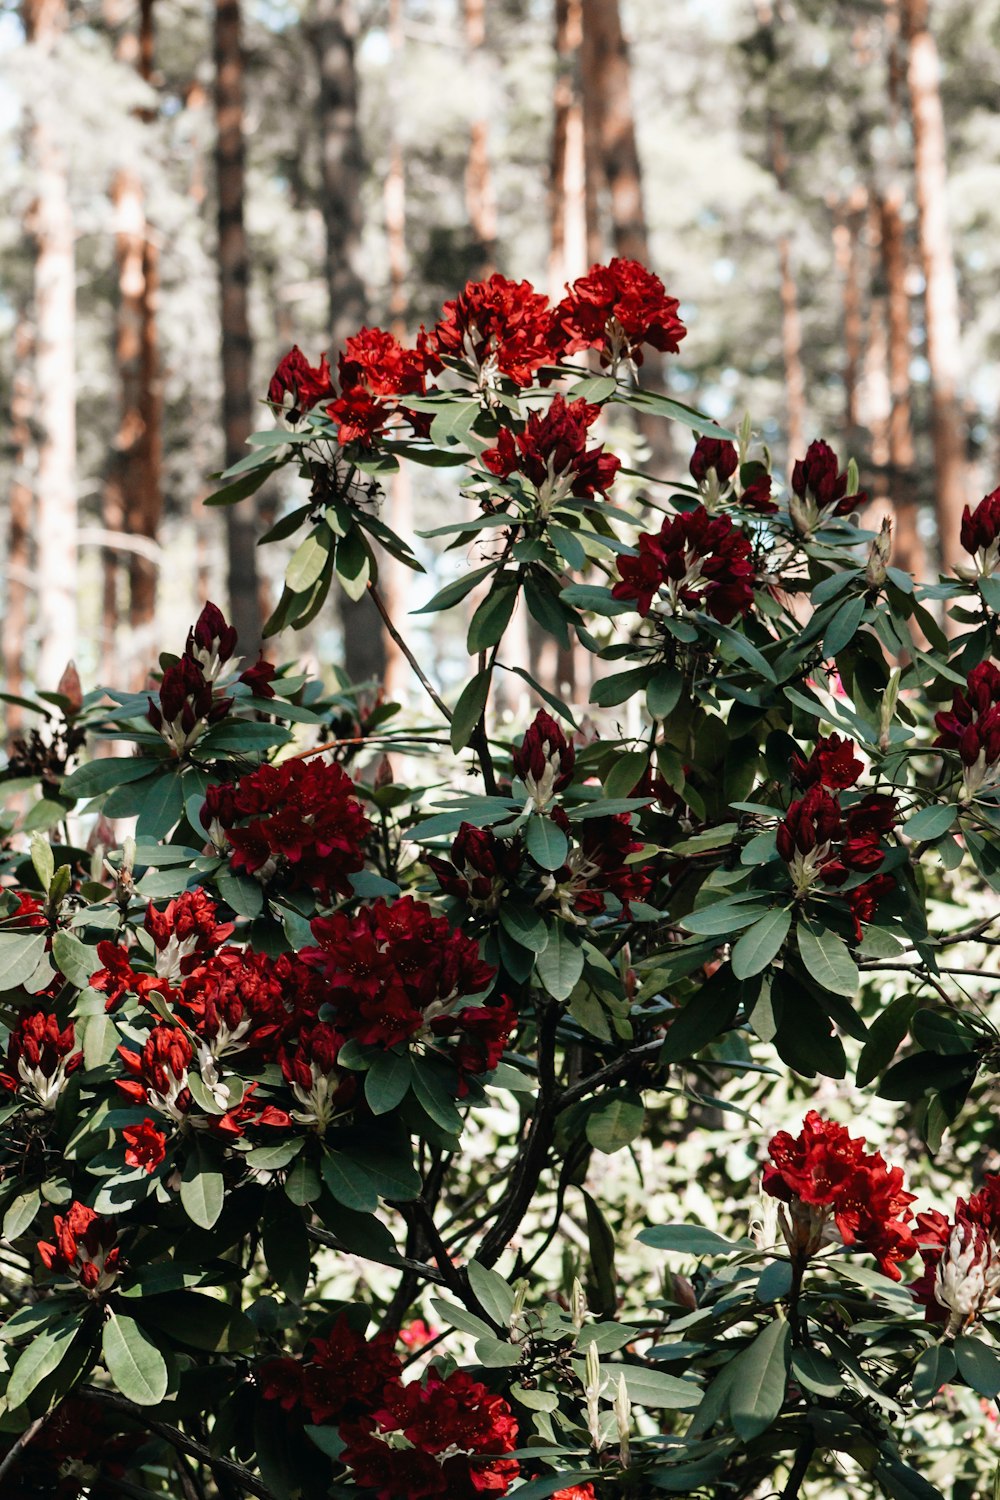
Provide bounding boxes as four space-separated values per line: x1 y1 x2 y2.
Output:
202 756 371 902
117 1025 194 1123
787 439 866 539
267 345 335 422
512 710 576 809
956 487 1000 582
539 811 652 924
144 889 235 988
277 1020 356 1131
612 504 756 624
327 326 439 448
37 1203 122 1296
427 823 522 915
146 603 275 755
429 271 559 391
260 1313 403 1426
481 394 620 512
912 1177 1000 1337
763 1111 916 1280
122 1118 168 1174
688 435 775 514
0 1011 82 1111
934 660 1000 801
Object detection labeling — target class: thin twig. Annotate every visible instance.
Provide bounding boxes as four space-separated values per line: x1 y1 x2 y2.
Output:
0 1414 49 1483
368 582 453 722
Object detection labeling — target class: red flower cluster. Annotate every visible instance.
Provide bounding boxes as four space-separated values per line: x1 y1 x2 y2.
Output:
788 439 866 537
912 1177 1000 1336
146 603 274 754
0 1010 82 1111
552 1488 597 1500
304 897 507 1084
934 660 1000 799
0 1394 139 1499
776 781 898 935
481 395 620 505
261 1313 403 1426
513 709 576 807
202 757 371 902
764 1111 917 1280
342 1368 519 1500
689 437 777 514
543 811 652 922
278 1019 357 1130
957 487 1000 581
122 1118 168 1174
428 272 559 388
556 257 686 370
427 823 521 915
117 1024 194 1123
327 326 439 448
791 733 864 790
145 889 235 985
612 505 755 623
267 346 335 419
37 1202 122 1295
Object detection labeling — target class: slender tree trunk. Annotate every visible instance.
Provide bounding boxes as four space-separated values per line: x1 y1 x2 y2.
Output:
579 0 647 263
381 0 409 702
309 0 386 684
4 313 34 733
548 0 589 299
877 187 924 578
901 0 966 574
768 115 806 461
25 0 78 691
832 186 867 439
463 0 497 280
214 0 262 652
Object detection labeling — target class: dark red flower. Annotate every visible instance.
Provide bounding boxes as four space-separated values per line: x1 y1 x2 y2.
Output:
512 710 575 805
327 385 391 448
0 1010 82 1110
37 1202 121 1294
789 439 867 535
776 785 842 871
934 661 1000 797
959 488 1000 577
339 325 436 399
764 1111 916 1280
147 656 231 755
912 1177 1000 1334
845 872 896 941
91 939 139 1011
203 758 370 903
267 346 334 418
277 1020 356 1129
116 1025 193 1122
145 889 234 984
177 946 288 1060
122 1118 168 1174
481 395 620 503
611 506 755 622
740 471 778 514
427 823 521 913
428 273 562 388
8 892 46 928
442 993 517 1093
556 257 686 369
790 733 864 790
238 655 278 699
186 602 238 681
689 436 738 490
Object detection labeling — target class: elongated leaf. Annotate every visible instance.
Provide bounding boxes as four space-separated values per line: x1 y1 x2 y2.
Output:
6 1320 78 1409
180 1138 225 1229
955 1334 1000 1398
796 922 859 997
730 909 791 979
51 930 97 990
823 594 866 658
637 1224 748 1256
321 1150 379 1212
467 1260 515 1327
905 804 958 842
585 1090 645 1154
728 1317 790 1439
0 931 48 991
525 814 569 871
286 529 331 594
450 670 490 754
912 1342 956 1406
364 1051 412 1115
619 1364 701 1410
535 923 584 1000
103 1310 169 1406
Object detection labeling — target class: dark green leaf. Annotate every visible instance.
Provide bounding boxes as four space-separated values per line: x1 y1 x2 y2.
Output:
730 909 791 979
103 1311 169 1406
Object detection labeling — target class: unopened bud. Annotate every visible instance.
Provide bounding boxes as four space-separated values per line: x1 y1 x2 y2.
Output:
584 1342 603 1451
615 1372 631 1467
57 660 83 715
374 754 394 789
738 411 753 464
510 1278 528 1335
879 667 901 753
30 833 55 894
866 517 892 590
571 1278 588 1331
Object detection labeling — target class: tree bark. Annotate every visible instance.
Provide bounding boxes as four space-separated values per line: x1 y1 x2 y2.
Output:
4 313 34 734
832 186 867 439
547 0 590 299
463 0 497 280
901 0 966 575
24 0 78 692
309 0 386 684
579 0 648 264
769 114 806 462
878 185 924 578
214 0 263 654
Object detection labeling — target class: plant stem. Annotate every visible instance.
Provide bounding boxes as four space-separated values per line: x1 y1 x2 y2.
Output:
368 581 453 722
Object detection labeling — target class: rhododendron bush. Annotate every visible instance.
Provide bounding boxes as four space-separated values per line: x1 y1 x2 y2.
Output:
6 264 1000 1499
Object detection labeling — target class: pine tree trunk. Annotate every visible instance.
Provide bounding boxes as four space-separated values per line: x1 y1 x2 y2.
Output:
309 0 386 684
381 0 409 702
214 0 262 653
25 0 78 691
463 0 497 280
878 186 924 578
4 313 34 734
768 115 806 461
901 0 966 574
548 0 592 298
833 187 867 440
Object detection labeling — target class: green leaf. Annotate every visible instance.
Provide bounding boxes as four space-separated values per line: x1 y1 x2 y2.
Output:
525 814 569 871
647 666 683 720
912 1342 956 1406
637 1224 748 1256
364 1051 412 1115
467 1260 515 1326
3 1188 41 1242
0 931 48 991
136 1290 257 1352
180 1138 225 1229
321 1150 379 1212
619 1364 701 1409
534 923 584 1000
790 1346 843 1397
450 670 490 754
411 1056 464 1135
683 899 770 936
135 772 184 839
51 930 97 990
730 909 791 979
204 456 281 508
60 756 155 799
467 577 519 653
856 994 920 1088
103 1310 169 1406
823 594 866 658
568 374 617 402
955 1335 1000 1398
728 1316 790 1440
590 666 650 708
286 529 331 594
905 804 958 842
6 1319 78 1408
796 922 859 997
335 526 372 602
415 562 497 614
585 1089 645 1153
659 973 741 1063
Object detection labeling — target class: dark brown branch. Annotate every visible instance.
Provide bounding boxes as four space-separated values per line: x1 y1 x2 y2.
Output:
368 581 452 722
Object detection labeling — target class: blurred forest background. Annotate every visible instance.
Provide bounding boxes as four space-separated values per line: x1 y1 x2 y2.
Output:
2 0 998 711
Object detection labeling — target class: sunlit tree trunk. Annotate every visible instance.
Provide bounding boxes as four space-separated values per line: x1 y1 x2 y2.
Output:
580 0 647 264
769 115 806 462
548 0 589 300
214 0 262 652
901 0 966 575
463 0 496 280
25 0 78 691
310 0 386 684
832 186 867 440
4 313 34 734
878 186 924 578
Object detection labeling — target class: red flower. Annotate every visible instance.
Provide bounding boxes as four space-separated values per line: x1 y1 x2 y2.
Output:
339 325 436 399
764 1111 916 1280
556 257 686 370
7 892 47 928
788 439 867 537
427 823 521 913
540 811 652 922
277 1020 356 1129
740 471 777 514
267 346 334 418
611 506 755 623
400 1319 438 1350
327 385 391 448
552 1488 597 1500
203 758 370 902
177 947 288 1060
91 939 140 1011
934 661 1000 798
443 993 517 1093
304 896 495 1056
912 1178 1000 1335
146 655 231 755
512 710 576 806
186 602 238 682
790 733 864 790
37 1202 121 1295
481 395 620 504
145 890 234 985
958 487 1000 580
122 1118 167 1174
428 273 562 388
238 655 278 699
689 436 738 497
0 1011 81 1110
304 1316 403 1424
776 785 842 884
845 872 896 941
116 1025 193 1122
